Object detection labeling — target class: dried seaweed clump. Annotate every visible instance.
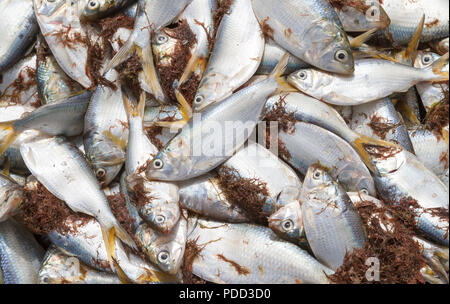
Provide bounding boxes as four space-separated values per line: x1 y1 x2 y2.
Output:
99 13 135 41
1 66 37 105
116 53 143 100
425 87 449 139
19 181 90 235
145 125 165 150
86 37 116 90
216 166 270 225
182 237 208 284
368 115 400 140
107 193 135 236
330 200 427 284
262 95 296 161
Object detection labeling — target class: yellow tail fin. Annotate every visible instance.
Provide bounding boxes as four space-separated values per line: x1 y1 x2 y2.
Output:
270 53 295 93
138 44 167 103
174 87 193 121
350 28 378 49
177 50 207 86
404 15 425 61
0 121 21 155
104 34 136 73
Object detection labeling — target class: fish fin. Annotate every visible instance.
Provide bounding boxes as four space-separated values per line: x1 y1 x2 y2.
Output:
277 77 298 93
270 54 294 93
137 44 167 103
137 92 146 120
122 91 139 118
352 134 400 173
404 15 425 61
395 98 421 125
178 52 207 86
100 225 116 270
151 120 187 130
350 28 378 48
1 159 11 176
174 86 192 121
0 121 21 155
426 52 449 81
103 130 128 150
111 257 132 284
114 224 137 250
105 35 136 72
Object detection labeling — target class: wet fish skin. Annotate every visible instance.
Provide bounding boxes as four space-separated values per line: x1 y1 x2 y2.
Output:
39 246 122 284
0 218 45 284
193 0 264 111
84 71 128 187
251 0 354 75
81 0 136 21
288 57 449 106
366 145 449 246
278 121 376 195
188 218 333 284
351 98 415 153
0 173 23 222
300 164 366 271
0 0 38 72
178 173 249 223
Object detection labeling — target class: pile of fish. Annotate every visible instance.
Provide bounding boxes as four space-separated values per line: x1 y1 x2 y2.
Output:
0 0 449 284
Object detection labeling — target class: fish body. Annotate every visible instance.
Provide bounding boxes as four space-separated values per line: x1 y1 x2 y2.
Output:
251 0 354 74
193 0 264 111
84 70 128 186
188 218 333 284
0 219 44 284
300 165 366 270
288 58 448 106
351 98 415 152
0 173 23 222
279 121 376 195
0 0 38 72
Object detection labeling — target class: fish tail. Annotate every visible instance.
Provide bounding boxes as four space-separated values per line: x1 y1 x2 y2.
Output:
111 257 132 284
350 28 378 49
271 53 296 93
178 50 207 86
174 84 193 121
0 121 21 155
352 134 400 173
404 15 425 61
100 225 117 269
425 52 449 81
114 223 137 250
105 34 136 72
122 91 140 119
137 43 167 103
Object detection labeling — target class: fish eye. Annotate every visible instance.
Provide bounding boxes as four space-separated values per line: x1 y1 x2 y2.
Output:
95 168 106 179
88 0 99 9
155 215 166 224
422 54 433 65
360 188 369 195
335 50 349 62
157 250 170 264
281 219 294 232
42 276 50 283
313 170 321 180
297 71 307 80
152 159 164 170
156 34 168 44
194 95 204 105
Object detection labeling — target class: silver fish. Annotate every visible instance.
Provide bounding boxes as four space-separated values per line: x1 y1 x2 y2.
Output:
288 56 449 106
251 0 354 74
188 217 333 283
145 55 288 181
81 0 136 21
300 164 366 271
179 173 249 223
84 70 128 186
0 0 38 72
350 97 415 152
268 200 305 246
0 173 23 222
192 0 264 111
0 218 44 284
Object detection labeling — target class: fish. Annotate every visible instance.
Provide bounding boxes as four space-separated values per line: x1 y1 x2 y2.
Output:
300 164 366 271
380 0 449 46
119 173 187 275
188 217 333 283
145 55 289 181
0 173 23 222
81 0 136 21
288 55 449 106
105 0 193 103
251 0 354 74
268 201 305 246
36 36 84 105
178 173 249 223
39 246 122 284
431 37 449 56
408 126 449 186
0 0 38 72
123 93 181 234
277 121 376 195
0 91 91 155
363 143 449 246
20 136 137 260
330 0 390 32
414 51 449 112
84 70 128 186
0 218 45 284
350 97 415 153
34 0 93 88
192 0 264 112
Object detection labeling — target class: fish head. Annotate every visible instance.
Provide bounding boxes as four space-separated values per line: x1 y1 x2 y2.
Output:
81 0 116 20
336 3 391 31
138 194 181 234
152 30 179 67
268 201 304 243
86 136 126 186
39 248 83 284
301 164 337 202
145 147 191 181
414 51 441 69
0 175 23 222
193 72 229 112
